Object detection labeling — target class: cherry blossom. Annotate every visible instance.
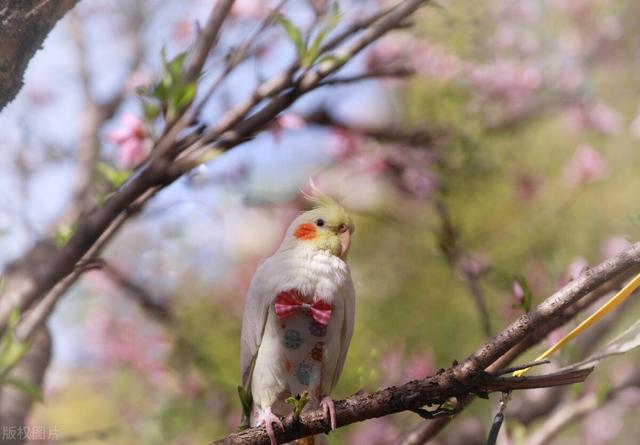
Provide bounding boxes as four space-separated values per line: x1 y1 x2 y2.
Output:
563 144 609 187
106 113 148 170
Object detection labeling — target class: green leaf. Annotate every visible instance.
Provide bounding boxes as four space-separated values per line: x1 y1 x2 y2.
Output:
54 224 74 248
197 148 222 166
0 377 43 402
0 341 26 371
276 14 307 61
0 309 28 374
303 2 342 68
285 390 309 418
97 162 132 188
172 81 198 116
0 277 5 294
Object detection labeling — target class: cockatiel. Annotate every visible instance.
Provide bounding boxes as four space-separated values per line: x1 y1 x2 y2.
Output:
240 190 355 445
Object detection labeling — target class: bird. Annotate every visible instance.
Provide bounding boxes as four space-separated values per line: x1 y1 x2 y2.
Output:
240 188 356 445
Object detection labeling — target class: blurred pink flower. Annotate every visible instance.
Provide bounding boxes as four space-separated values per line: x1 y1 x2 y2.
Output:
470 61 541 111
348 417 399 445
512 280 525 305
85 309 169 381
563 256 589 284
412 41 464 80
366 34 411 71
545 326 568 348
563 144 609 187
270 114 305 142
328 128 360 161
230 0 264 19
582 405 624 445
25 87 55 106
600 235 631 259
401 168 437 199
588 103 623 135
125 69 153 92
403 351 434 381
457 254 490 277
172 18 194 43
106 113 148 170
378 346 434 385
564 103 623 135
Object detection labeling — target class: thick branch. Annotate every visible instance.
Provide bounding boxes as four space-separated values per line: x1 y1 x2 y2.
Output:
0 0 80 110
213 368 592 445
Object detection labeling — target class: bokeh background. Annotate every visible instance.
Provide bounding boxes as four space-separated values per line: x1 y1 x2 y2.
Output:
1 0 640 443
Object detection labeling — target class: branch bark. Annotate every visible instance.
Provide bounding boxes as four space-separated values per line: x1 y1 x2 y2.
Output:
0 0 80 110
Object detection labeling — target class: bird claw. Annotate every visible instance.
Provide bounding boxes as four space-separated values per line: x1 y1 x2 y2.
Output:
257 406 284 445
320 396 337 431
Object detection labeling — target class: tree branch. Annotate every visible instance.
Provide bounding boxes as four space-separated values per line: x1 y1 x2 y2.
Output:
0 0 80 110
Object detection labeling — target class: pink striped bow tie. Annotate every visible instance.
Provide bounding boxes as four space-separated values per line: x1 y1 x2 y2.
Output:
274 290 331 325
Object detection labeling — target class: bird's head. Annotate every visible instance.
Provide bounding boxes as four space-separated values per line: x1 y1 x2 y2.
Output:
283 188 354 260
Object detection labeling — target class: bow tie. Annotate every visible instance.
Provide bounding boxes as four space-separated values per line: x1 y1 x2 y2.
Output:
274 290 331 326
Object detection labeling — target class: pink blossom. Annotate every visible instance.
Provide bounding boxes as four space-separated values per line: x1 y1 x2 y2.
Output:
230 0 264 19
563 256 589 283
588 103 623 135
278 114 305 130
401 168 437 199
106 113 148 170
366 34 411 71
171 18 194 43
328 128 360 161
545 326 568 348
469 61 541 112
412 41 464 80
512 280 525 305
25 87 54 106
563 103 623 135
125 69 153 92
348 417 399 445
403 351 434 381
85 309 169 381
600 235 631 259
563 144 609 187
456 254 490 277
582 405 624 445
270 114 306 142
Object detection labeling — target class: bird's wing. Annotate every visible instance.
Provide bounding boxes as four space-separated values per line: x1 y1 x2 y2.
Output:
240 259 275 389
330 276 356 390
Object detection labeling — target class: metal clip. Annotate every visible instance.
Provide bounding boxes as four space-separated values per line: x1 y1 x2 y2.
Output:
485 391 511 445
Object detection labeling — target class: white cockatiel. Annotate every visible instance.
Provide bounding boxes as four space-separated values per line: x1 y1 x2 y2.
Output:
240 191 355 445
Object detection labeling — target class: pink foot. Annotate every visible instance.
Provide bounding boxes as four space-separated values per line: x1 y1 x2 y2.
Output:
320 396 337 431
256 406 283 445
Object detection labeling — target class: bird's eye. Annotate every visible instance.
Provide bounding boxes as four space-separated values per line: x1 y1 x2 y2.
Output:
315 218 325 227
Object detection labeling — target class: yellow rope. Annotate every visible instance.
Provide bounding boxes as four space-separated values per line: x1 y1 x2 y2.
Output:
513 272 640 378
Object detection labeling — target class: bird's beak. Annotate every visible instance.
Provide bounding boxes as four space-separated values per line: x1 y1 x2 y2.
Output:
338 230 351 259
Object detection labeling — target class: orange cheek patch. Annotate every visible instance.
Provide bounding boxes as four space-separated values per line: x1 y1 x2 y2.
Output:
294 223 317 240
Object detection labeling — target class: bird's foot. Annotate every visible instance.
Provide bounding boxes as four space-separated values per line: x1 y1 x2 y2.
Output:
285 390 310 418
256 406 283 445
320 396 337 431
